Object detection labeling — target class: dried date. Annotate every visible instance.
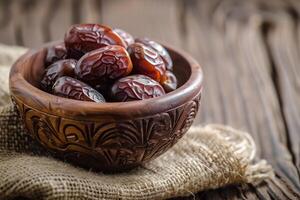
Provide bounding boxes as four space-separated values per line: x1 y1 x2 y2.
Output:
127 43 166 82
75 45 132 87
161 70 177 93
135 38 173 70
52 76 105 102
41 59 77 91
111 75 165 102
65 24 126 59
45 43 67 66
113 28 134 48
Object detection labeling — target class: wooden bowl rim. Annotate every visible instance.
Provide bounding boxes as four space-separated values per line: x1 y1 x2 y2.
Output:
9 41 203 118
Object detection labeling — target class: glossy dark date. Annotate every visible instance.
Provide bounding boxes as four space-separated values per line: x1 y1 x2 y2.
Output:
161 70 177 93
127 43 166 82
111 75 165 102
52 76 106 103
113 28 134 48
135 38 173 70
65 24 126 59
45 43 67 66
41 59 76 91
75 45 132 87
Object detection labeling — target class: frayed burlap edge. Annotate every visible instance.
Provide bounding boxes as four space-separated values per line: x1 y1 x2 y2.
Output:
195 125 274 185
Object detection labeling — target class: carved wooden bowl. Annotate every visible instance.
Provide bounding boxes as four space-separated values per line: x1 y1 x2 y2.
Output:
9 41 203 172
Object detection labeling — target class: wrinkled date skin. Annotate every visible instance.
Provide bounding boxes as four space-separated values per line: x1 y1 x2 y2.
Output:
135 38 173 71
41 59 77 91
161 70 177 93
52 76 106 103
113 28 134 48
127 43 166 82
111 75 165 102
75 45 132 87
45 43 67 66
65 24 126 59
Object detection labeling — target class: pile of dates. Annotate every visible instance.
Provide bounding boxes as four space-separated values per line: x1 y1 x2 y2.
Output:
41 24 177 103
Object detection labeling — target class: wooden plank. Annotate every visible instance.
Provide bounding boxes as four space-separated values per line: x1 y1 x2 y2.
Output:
266 2 300 177
48 0 102 42
0 0 74 47
0 0 61 47
101 0 182 46
47 0 73 42
16 0 52 47
78 0 102 23
0 0 21 46
182 0 300 198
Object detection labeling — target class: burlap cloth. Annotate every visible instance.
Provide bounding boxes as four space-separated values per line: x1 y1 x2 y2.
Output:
0 44 274 200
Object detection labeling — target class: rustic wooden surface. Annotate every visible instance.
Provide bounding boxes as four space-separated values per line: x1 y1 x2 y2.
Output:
0 0 300 199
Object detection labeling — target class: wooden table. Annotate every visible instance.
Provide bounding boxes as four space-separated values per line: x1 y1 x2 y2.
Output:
0 0 299 199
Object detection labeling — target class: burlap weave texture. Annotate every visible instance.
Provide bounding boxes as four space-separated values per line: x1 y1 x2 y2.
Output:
0 44 273 200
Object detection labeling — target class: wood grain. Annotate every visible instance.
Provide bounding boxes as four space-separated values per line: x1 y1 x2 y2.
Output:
0 0 300 199
265 4 300 177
